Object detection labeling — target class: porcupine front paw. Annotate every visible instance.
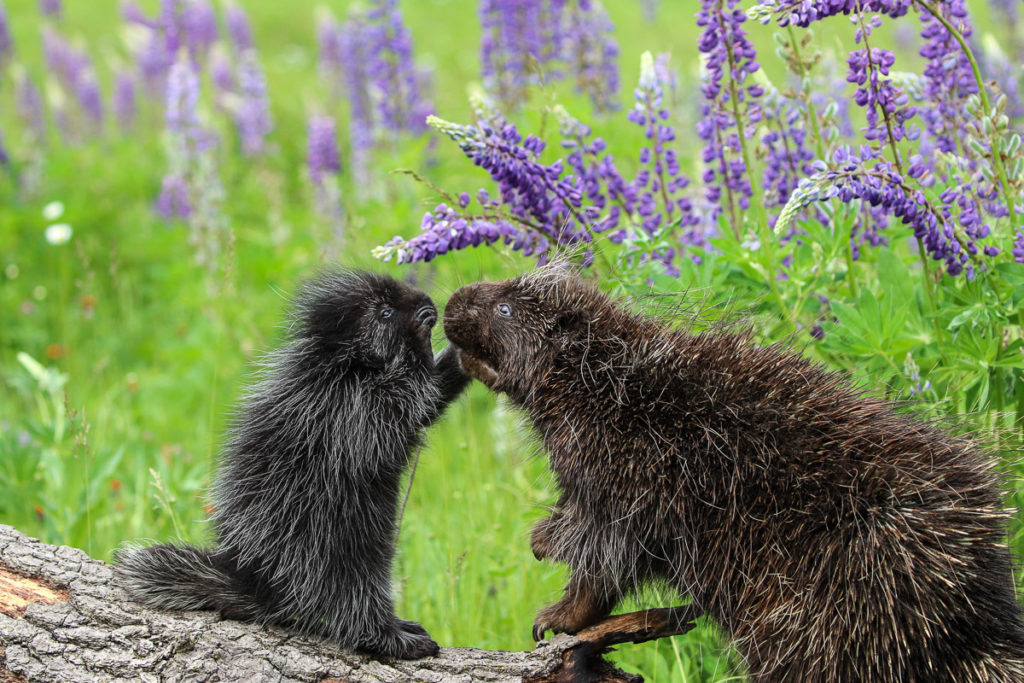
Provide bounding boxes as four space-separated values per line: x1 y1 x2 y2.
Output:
364 619 440 659
532 596 607 641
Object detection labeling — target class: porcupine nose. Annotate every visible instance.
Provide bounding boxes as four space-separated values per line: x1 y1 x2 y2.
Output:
416 304 437 329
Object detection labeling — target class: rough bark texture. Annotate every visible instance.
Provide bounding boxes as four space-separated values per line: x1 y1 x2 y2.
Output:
0 526 695 683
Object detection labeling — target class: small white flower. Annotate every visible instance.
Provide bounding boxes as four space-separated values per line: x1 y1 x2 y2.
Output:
42 201 64 221
45 223 73 245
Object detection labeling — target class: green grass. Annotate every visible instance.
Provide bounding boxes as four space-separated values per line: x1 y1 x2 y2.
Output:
0 1 1020 681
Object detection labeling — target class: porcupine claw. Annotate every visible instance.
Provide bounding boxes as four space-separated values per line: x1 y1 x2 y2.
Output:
532 622 548 642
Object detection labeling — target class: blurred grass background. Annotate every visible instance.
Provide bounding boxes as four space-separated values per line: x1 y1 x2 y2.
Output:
0 1 1012 679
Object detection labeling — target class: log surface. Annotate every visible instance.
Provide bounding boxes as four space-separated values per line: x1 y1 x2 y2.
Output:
0 525 577 682
0 525 696 683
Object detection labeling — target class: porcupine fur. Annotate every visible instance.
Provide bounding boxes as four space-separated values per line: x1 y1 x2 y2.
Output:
116 270 469 659
443 265 1024 681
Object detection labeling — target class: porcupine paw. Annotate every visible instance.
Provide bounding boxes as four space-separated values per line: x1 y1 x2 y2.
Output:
367 620 440 659
530 517 557 561
532 599 600 641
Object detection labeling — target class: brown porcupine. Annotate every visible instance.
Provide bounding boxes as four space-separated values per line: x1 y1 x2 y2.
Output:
115 270 469 659
443 265 1024 681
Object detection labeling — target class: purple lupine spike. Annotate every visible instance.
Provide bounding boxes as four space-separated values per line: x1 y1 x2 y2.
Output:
307 114 341 183
697 0 764 228
338 15 375 184
761 86 815 219
1013 230 1024 264
156 174 191 219
16 73 47 142
225 2 254 52
183 0 218 59
365 0 432 134
0 1 13 69
209 46 234 110
39 0 61 18
307 114 344 244
917 0 976 156
160 0 183 54
234 52 272 156
752 0 914 28
113 70 137 128
316 9 343 93
562 0 620 112
76 72 104 127
480 0 558 108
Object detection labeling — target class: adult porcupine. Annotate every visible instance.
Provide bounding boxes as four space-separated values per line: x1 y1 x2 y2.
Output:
116 270 468 659
443 266 1024 681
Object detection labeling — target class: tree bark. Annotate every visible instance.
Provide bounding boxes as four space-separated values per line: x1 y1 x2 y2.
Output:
0 525 698 682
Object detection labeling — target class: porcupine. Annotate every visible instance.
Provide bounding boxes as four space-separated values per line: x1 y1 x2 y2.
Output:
443 265 1024 681
116 270 469 659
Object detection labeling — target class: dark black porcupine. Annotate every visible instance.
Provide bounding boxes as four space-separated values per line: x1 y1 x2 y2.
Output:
116 270 469 659
443 266 1024 682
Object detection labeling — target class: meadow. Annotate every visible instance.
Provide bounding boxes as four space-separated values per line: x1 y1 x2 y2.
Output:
2 0 1023 680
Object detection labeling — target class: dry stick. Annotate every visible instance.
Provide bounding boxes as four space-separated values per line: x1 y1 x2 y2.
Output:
576 605 702 646
525 606 703 683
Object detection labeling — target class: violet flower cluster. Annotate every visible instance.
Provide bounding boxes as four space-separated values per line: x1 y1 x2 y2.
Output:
317 0 433 184
41 26 105 137
697 0 764 231
479 0 620 112
761 86 816 224
758 0 1007 277
376 52 706 275
307 114 345 250
157 54 229 274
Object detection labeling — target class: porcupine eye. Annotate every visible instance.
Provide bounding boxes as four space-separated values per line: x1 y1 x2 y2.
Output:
496 303 512 317
379 306 393 321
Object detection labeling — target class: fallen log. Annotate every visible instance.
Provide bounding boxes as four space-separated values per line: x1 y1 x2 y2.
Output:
0 525 699 682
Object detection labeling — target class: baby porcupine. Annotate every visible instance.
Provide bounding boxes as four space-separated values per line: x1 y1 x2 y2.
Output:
444 266 1024 681
116 270 469 659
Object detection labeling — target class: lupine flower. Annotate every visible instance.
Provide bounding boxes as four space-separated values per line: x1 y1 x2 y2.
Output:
761 85 815 219
209 46 234 110
375 115 590 264
480 0 560 108
562 0 620 112
623 52 701 272
234 52 272 156
39 0 61 18
316 9 344 97
697 0 764 230
159 54 229 275
113 70 137 129
0 1 13 69
307 114 344 247
16 72 47 142
338 15 375 185
1013 229 1024 264
225 2 253 52
917 0 976 156
751 0 914 28
307 115 341 183
363 0 432 135
183 0 218 60
779 147 990 276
